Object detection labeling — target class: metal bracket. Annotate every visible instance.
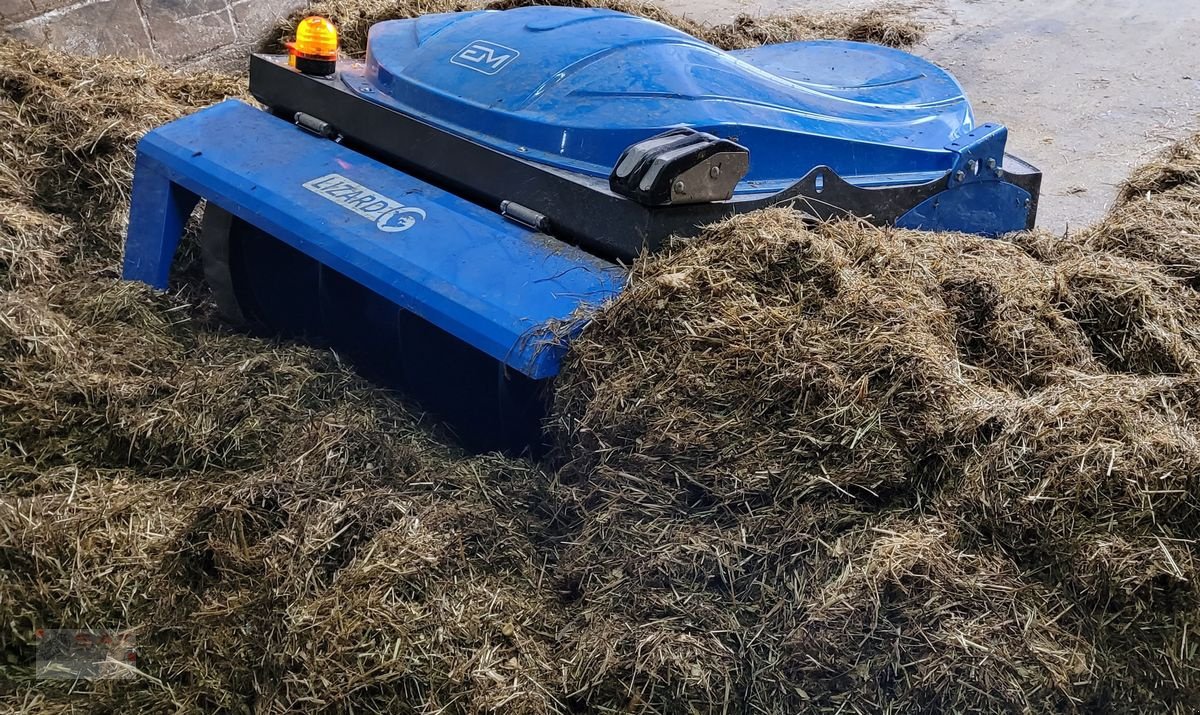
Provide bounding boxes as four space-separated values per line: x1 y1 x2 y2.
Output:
610 128 750 205
945 123 1008 187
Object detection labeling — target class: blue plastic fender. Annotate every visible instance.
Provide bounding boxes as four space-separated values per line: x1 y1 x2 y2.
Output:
123 99 625 380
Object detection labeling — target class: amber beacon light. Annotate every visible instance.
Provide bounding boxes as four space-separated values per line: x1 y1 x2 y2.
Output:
288 16 339 76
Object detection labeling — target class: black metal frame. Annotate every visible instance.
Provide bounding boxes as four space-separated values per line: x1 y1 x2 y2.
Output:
250 55 1042 261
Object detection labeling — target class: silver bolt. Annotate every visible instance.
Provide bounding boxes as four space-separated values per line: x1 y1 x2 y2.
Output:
955 170 966 183
968 159 979 175
674 180 687 195
360 85 373 93
986 158 997 170
708 165 721 179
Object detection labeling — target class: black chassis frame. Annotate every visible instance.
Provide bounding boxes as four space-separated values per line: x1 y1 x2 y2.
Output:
250 55 1042 262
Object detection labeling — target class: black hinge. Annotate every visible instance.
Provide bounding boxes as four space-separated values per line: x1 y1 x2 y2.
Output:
294 112 342 142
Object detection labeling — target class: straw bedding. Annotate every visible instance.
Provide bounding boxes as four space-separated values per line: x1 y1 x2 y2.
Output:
263 0 924 56
3 2 1200 712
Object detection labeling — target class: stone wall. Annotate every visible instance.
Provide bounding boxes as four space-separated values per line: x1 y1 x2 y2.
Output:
1 0 305 66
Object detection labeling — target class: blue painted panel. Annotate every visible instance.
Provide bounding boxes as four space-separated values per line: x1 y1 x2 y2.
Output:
342 7 983 187
896 181 1032 236
123 99 625 379
125 154 200 288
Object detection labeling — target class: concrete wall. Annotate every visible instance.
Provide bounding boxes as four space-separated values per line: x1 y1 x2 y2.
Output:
1 0 305 66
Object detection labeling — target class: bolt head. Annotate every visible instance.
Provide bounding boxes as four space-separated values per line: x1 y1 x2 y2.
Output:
955 170 966 182
708 165 721 179
673 180 687 194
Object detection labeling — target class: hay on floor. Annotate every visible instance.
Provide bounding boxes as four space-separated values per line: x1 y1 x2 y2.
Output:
4 4 1200 712
264 0 924 56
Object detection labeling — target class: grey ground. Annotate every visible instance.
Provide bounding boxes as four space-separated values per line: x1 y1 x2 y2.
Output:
656 0 1200 233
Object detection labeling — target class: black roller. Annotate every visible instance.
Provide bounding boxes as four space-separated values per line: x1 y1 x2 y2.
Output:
199 204 546 453
201 203 327 337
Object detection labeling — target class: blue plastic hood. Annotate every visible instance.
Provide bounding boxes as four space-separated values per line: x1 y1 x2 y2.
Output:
338 7 981 192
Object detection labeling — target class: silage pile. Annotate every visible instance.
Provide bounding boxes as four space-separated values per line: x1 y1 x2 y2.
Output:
552 202 1200 711
3 2 1200 713
264 0 923 56
0 37 557 715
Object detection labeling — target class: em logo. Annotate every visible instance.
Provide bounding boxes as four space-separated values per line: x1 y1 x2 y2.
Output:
451 40 520 75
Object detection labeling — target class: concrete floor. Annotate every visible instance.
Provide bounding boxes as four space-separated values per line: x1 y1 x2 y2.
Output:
654 0 1200 233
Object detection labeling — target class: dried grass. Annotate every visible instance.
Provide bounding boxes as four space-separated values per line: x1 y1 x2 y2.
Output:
3 4 1200 713
551 184 1200 711
1080 134 1200 289
266 0 924 56
0 41 243 280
